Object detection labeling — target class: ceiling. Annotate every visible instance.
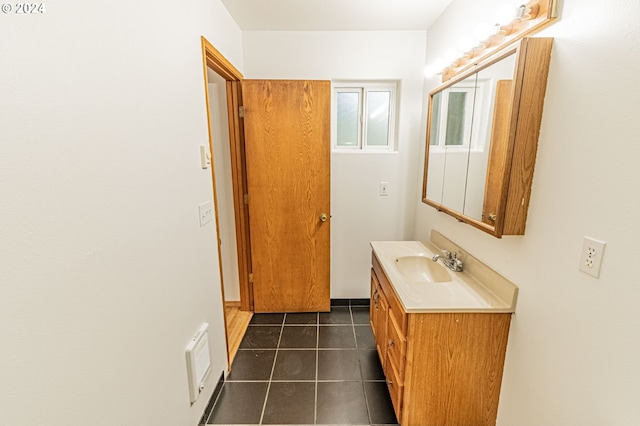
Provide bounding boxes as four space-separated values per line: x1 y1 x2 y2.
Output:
221 0 454 31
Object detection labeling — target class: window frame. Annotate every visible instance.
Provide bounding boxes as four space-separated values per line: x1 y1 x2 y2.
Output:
429 78 491 153
332 81 398 152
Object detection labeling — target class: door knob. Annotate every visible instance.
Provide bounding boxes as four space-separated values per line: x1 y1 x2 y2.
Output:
319 213 328 222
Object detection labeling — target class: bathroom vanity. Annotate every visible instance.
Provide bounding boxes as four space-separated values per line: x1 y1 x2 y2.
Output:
370 232 518 426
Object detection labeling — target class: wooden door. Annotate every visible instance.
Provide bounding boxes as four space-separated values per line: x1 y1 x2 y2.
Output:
242 80 331 313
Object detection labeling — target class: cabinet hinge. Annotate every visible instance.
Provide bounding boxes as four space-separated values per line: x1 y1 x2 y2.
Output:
248 273 254 283
238 106 245 118
244 194 249 205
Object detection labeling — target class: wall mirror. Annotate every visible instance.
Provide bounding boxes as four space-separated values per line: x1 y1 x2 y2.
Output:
422 37 553 238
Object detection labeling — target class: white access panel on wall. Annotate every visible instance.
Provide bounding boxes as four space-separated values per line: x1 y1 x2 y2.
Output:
185 323 212 404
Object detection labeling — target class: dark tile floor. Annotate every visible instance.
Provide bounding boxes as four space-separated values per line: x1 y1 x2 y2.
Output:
204 304 398 425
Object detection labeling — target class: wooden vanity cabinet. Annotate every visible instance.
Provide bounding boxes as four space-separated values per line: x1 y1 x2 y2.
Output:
371 254 406 419
370 253 512 426
370 271 388 369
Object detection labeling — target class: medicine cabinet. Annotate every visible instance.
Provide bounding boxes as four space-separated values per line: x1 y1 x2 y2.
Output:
422 37 553 238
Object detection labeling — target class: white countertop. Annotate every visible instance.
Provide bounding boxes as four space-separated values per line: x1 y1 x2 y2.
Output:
370 240 517 313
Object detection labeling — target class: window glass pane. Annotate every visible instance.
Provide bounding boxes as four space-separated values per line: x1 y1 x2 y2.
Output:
429 92 442 146
336 91 360 147
445 92 467 146
366 91 391 147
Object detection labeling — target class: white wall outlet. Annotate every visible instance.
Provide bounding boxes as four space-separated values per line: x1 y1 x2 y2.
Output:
198 201 214 226
380 182 389 196
579 237 606 278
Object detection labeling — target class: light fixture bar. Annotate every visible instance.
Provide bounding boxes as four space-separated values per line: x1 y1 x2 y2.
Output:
427 0 559 82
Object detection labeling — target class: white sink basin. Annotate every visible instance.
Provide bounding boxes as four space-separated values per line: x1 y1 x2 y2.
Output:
394 255 452 283
371 239 518 312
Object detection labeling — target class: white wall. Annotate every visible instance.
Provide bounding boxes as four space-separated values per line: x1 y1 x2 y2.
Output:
416 0 640 424
242 31 426 298
0 1 243 424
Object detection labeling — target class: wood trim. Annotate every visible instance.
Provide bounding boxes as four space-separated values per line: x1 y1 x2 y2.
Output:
502 37 554 234
226 80 254 311
202 37 243 81
200 45 231 370
224 302 252 366
201 37 253 371
201 37 253 312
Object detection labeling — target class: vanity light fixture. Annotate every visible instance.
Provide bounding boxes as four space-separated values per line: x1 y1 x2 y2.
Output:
424 0 558 81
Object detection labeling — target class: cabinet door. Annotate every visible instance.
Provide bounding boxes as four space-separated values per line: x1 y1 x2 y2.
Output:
370 270 389 368
377 290 389 368
370 271 378 333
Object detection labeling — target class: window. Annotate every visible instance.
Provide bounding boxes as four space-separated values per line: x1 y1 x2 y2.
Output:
429 78 490 152
429 86 475 149
333 82 397 151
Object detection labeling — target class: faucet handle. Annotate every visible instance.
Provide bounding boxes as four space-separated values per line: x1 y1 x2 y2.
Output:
441 250 452 259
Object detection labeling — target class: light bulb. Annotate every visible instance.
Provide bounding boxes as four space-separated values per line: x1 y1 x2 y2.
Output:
424 65 438 78
444 48 463 64
457 35 478 54
473 22 495 43
433 57 447 73
495 3 518 26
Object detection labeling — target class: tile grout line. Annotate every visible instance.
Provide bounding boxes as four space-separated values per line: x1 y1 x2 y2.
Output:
219 309 388 426
257 315 286 425
353 305 374 425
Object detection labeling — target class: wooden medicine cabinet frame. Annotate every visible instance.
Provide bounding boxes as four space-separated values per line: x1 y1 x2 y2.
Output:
422 37 554 238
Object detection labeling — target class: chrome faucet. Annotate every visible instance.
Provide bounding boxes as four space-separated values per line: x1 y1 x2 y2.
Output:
432 250 464 272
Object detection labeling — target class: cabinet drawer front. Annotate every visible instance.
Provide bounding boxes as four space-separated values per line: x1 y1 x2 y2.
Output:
387 314 406 375
386 288 406 336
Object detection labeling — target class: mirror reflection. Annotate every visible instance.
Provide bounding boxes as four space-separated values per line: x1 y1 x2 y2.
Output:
425 51 517 226
425 90 445 204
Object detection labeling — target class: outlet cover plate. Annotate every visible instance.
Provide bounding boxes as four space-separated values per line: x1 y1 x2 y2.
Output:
579 237 606 278
198 201 214 227
380 182 389 196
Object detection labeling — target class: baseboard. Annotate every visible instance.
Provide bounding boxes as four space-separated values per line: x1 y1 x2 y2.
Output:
330 298 370 307
199 371 224 425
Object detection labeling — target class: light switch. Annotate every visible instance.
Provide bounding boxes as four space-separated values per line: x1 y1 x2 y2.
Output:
380 182 389 196
200 145 211 169
198 201 214 226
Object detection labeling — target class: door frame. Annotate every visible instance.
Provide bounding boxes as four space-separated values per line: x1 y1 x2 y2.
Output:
201 37 253 313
